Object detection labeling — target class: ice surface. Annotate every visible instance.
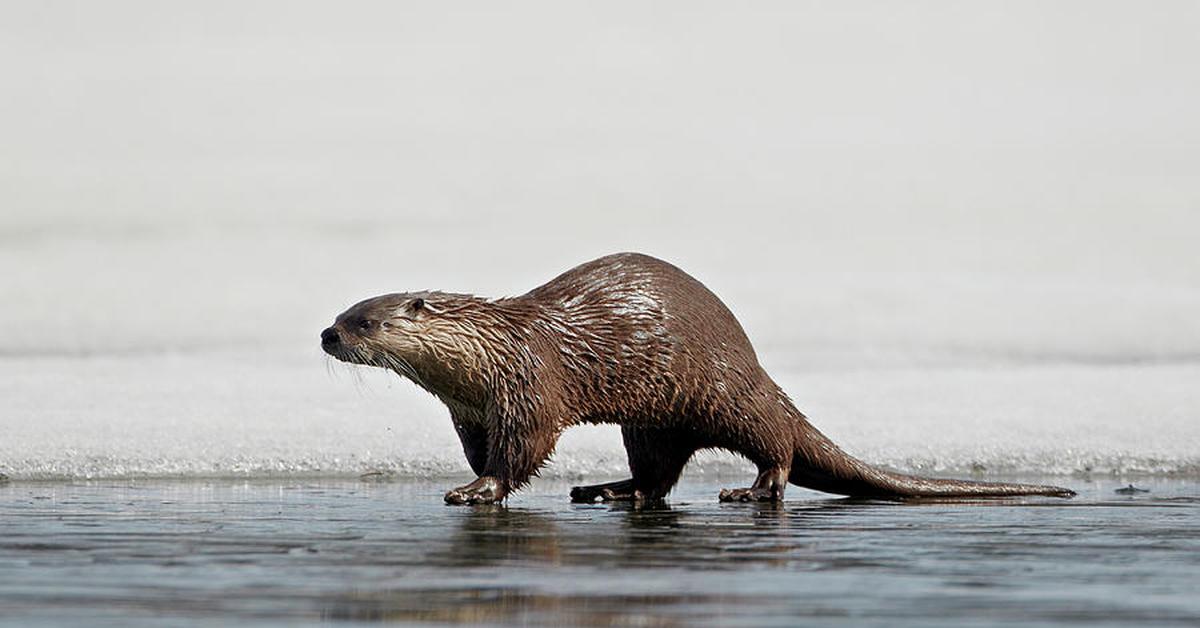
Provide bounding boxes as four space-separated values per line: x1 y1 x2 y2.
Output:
3 222 1198 481
2 347 1197 480
2 2 1198 481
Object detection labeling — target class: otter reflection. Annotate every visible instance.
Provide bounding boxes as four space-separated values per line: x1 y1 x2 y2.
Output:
321 498 886 623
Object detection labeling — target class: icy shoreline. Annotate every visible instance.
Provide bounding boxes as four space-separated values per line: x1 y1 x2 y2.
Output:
4 351 1196 482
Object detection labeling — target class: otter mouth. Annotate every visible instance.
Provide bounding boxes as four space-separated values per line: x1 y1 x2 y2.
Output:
325 344 377 367
321 327 373 365
320 325 424 388
324 345 365 364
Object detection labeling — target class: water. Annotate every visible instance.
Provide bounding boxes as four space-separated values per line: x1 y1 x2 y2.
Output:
2 478 1198 627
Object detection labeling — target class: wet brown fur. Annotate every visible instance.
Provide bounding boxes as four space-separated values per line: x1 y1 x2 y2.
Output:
322 253 1075 504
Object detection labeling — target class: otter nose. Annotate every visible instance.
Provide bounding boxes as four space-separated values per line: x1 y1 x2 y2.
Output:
321 328 340 346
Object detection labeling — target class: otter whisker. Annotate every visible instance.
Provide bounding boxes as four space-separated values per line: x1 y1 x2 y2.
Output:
381 353 426 390
323 354 341 380
343 347 373 393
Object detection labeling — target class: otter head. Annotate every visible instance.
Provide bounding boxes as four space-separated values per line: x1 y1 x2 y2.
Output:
321 291 497 398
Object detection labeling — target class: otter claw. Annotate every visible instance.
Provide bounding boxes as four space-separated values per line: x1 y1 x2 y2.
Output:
718 487 777 503
444 477 503 505
598 488 646 502
571 480 647 503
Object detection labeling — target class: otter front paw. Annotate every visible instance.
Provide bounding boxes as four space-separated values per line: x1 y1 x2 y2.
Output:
444 476 505 505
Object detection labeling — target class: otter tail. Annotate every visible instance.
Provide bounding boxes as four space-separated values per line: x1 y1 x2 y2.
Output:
789 418 1075 499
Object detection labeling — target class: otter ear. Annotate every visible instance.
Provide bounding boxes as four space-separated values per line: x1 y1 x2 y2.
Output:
409 297 442 315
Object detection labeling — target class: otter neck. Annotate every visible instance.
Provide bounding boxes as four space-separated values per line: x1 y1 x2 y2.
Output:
404 299 541 409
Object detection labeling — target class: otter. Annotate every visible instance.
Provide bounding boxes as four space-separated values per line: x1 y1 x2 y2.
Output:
322 252 1074 505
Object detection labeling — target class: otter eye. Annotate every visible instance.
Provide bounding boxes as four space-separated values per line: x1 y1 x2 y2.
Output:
359 319 374 331
412 298 425 311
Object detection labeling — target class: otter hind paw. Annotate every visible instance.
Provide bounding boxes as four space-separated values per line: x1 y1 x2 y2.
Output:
570 479 645 503
718 487 780 503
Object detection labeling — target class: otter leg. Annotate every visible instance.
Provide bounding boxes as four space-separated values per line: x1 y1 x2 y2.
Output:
718 465 789 503
570 426 696 503
445 407 559 505
452 419 489 477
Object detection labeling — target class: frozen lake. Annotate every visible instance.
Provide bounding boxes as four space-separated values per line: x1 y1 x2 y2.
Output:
1 224 1198 482
3 1 1198 485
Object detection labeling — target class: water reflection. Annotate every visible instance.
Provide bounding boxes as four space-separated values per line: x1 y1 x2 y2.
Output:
321 587 751 625
320 497 887 623
430 504 564 567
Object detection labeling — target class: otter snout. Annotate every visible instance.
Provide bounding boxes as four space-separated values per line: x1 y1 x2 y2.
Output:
321 327 340 347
